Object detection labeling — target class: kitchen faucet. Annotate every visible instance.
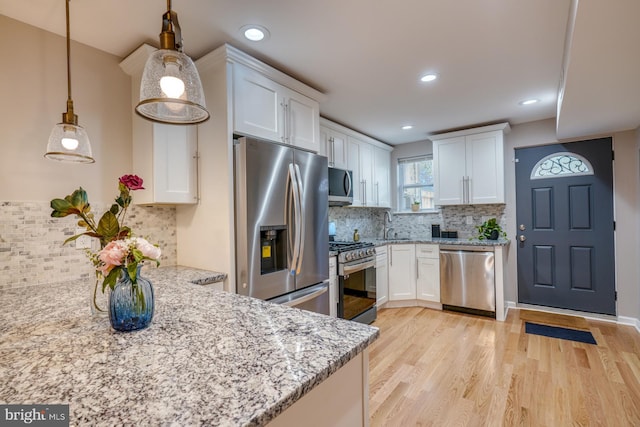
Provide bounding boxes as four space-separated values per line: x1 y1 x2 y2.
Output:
383 211 393 240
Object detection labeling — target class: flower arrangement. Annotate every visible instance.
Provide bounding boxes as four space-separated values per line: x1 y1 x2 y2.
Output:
50 175 161 297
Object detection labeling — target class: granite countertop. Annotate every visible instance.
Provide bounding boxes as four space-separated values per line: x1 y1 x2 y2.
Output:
366 237 510 247
0 266 378 426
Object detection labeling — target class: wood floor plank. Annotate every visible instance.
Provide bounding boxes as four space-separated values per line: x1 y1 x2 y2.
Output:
519 309 590 330
369 307 640 426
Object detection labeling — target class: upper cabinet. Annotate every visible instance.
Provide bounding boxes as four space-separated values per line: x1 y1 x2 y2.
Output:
233 62 320 152
322 118 392 208
120 45 198 205
432 123 510 205
319 124 347 169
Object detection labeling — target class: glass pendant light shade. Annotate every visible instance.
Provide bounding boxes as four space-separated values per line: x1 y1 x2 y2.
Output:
45 0 95 164
46 121 94 163
136 49 209 124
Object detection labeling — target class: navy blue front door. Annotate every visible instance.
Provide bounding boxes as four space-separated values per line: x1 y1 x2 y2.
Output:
515 138 615 315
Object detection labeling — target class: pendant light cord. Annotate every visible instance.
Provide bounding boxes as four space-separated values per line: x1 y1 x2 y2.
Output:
65 0 72 102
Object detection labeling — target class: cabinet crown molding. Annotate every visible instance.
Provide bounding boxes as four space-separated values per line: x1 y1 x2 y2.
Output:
430 122 511 141
196 43 326 103
320 117 393 151
119 43 156 76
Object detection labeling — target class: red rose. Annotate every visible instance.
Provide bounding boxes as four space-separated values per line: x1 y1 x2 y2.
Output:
119 175 145 190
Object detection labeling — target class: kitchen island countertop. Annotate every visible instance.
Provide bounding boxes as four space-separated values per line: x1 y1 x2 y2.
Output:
0 266 378 426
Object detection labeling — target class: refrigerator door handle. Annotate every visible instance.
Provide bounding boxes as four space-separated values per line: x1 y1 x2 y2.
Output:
288 163 302 275
294 164 305 274
287 164 300 274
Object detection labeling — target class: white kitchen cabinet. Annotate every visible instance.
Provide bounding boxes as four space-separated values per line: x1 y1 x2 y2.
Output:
323 118 392 208
347 136 391 207
319 126 347 169
416 244 440 302
432 123 510 205
375 245 388 307
119 45 198 205
329 256 338 317
233 62 319 152
374 147 391 208
142 124 198 204
388 244 416 300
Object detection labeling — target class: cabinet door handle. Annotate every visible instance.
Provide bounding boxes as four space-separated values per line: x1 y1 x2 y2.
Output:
466 176 471 204
280 102 287 143
330 138 335 165
416 260 419 279
390 247 393 266
376 182 379 205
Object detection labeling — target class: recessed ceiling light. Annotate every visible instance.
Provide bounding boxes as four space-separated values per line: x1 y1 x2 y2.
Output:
519 99 539 106
420 74 437 82
402 125 413 130
241 25 270 42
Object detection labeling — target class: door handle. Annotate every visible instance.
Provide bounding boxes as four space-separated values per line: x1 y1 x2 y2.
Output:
519 235 526 242
282 286 328 308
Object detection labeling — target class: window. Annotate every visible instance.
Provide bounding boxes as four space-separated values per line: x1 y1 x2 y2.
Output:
398 156 434 211
530 152 594 180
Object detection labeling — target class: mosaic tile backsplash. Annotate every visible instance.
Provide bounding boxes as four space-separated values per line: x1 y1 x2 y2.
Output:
0 202 177 290
329 205 507 241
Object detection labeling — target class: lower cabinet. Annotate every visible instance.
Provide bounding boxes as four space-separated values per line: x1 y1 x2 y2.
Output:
329 256 338 317
376 246 388 307
387 243 440 305
388 244 416 300
416 244 440 303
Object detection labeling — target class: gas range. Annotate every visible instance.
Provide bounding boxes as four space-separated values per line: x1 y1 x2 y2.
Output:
329 241 376 263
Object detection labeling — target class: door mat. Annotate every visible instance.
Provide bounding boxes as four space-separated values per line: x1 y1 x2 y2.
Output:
525 322 597 345
519 309 590 331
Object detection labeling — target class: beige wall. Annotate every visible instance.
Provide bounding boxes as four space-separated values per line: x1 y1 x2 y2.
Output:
504 119 640 320
0 17 180 288
0 15 132 203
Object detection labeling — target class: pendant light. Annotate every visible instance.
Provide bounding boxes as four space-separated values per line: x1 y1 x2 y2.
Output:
45 0 95 163
136 0 209 125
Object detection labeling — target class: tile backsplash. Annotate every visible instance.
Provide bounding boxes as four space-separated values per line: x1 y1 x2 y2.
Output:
0 202 177 290
329 205 507 241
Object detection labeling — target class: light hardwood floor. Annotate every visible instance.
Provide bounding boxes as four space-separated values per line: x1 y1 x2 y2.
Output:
369 307 640 426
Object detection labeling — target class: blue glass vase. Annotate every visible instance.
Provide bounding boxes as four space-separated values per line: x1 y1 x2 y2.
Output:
109 266 154 332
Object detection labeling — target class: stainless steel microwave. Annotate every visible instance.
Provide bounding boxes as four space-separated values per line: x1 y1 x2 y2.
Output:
328 167 353 206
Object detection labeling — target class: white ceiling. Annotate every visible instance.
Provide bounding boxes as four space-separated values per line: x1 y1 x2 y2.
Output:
1 0 638 145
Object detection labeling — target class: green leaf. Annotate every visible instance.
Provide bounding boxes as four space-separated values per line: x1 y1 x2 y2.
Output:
127 263 138 283
97 211 120 241
68 188 89 211
62 234 81 245
50 198 77 217
131 248 144 263
103 268 120 291
110 204 120 215
77 219 88 228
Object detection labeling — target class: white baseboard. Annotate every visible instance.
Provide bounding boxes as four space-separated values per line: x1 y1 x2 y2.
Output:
618 316 640 333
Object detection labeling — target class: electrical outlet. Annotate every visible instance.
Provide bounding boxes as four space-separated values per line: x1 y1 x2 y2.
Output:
465 215 473 225
75 228 92 249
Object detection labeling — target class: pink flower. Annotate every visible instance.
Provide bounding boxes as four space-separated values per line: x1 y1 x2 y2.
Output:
119 174 145 191
98 240 128 274
132 237 162 260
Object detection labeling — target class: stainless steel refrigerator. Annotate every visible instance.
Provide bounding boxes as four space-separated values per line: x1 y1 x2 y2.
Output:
234 136 330 314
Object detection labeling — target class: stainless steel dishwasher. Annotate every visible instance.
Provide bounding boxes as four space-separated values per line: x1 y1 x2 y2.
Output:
440 245 495 316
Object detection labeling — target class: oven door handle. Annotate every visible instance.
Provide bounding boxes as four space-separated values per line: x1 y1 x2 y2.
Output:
342 259 376 275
